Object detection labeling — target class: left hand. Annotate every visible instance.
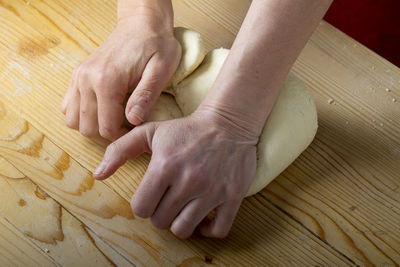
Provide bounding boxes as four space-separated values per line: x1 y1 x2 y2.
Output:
93 110 258 238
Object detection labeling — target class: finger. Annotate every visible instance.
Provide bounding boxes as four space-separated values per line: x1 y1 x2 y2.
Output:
79 89 99 138
93 121 158 180
79 89 110 146
199 199 242 239
97 91 130 141
126 53 172 126
61 82 72 114
61 69 78 114
130 159 170 218
170 198 216 239
150 185 195 229
64 88 81 130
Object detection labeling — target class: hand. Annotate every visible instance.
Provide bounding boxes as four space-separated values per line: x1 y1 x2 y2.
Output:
93 110 258 238
61 12 181 143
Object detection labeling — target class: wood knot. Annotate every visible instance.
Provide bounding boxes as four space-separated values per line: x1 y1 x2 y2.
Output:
18 199 26 206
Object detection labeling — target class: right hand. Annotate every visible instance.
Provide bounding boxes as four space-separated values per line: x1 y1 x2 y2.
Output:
93 110 258 239
61 9 181 144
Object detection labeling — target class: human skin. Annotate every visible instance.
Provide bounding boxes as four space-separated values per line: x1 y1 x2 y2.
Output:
61 0 181 145
89 0 333 239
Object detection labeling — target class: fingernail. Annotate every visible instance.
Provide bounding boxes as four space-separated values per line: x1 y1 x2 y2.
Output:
93 161 107 176
129 105 144 123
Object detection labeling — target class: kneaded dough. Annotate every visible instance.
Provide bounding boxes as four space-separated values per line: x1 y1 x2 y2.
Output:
148 28 318 197
247 72 318 196
175 48 229 115
147 93 182 121
136 28 206 122
164 27 207 95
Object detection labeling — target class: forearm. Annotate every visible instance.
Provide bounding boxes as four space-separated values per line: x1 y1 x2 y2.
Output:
118 0 174 29
199 0 332 138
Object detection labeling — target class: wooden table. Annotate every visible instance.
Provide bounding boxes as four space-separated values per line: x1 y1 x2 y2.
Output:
0 0 399 266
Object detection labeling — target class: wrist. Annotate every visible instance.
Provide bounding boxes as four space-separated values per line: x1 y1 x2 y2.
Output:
192 106 260 144
117 0 173 27
197 73 281 140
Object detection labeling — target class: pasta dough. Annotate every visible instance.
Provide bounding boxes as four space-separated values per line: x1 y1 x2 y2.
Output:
164 27 207 95
147 28 318 196
147 93 182 122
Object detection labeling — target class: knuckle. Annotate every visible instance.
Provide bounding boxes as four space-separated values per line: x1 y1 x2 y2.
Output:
172 195 183 207
79 128 97 138
148 169 166 185
133 88 154 106
78 85 91 95
78 64 117 91
150 216 169 229
130 199 151 218
171 223 191 239
93 66 119 88
105 142 120 157
80 107 88 116
181 176 198 193
94 68 112 84
182 174 208 194
65 117 78 130
77 64 90 78
99 124 119 140
156 156 173 172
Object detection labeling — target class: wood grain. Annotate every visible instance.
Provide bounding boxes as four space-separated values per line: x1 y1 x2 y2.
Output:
0 157 132 266
0 0 399 265
0 216 57 267
0 102 199 266
0 101 349 265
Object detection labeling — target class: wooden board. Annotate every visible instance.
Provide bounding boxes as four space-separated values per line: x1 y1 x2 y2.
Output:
0 0 399 265
0 102 347 266
0 157 132 266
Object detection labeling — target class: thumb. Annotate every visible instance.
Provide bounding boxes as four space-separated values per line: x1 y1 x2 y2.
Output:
93 122 158 180
126 53 172 126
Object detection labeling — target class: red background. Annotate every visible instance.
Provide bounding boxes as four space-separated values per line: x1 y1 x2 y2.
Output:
324 0 400 67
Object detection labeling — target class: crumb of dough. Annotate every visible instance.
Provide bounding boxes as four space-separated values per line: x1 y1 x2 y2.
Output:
327 98 334 104
44 248 50 253
385 88 391 92
392 98 397 102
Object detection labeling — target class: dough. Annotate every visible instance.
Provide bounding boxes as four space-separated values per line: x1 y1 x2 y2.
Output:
175 48 229 115
148 28 318 196
163 27 207 95
136 28 206 122
147 93 182 121
246 72 318 196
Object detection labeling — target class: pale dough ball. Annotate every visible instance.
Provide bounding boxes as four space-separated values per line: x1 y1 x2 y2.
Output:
173 48 318 197
164 27 207 95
